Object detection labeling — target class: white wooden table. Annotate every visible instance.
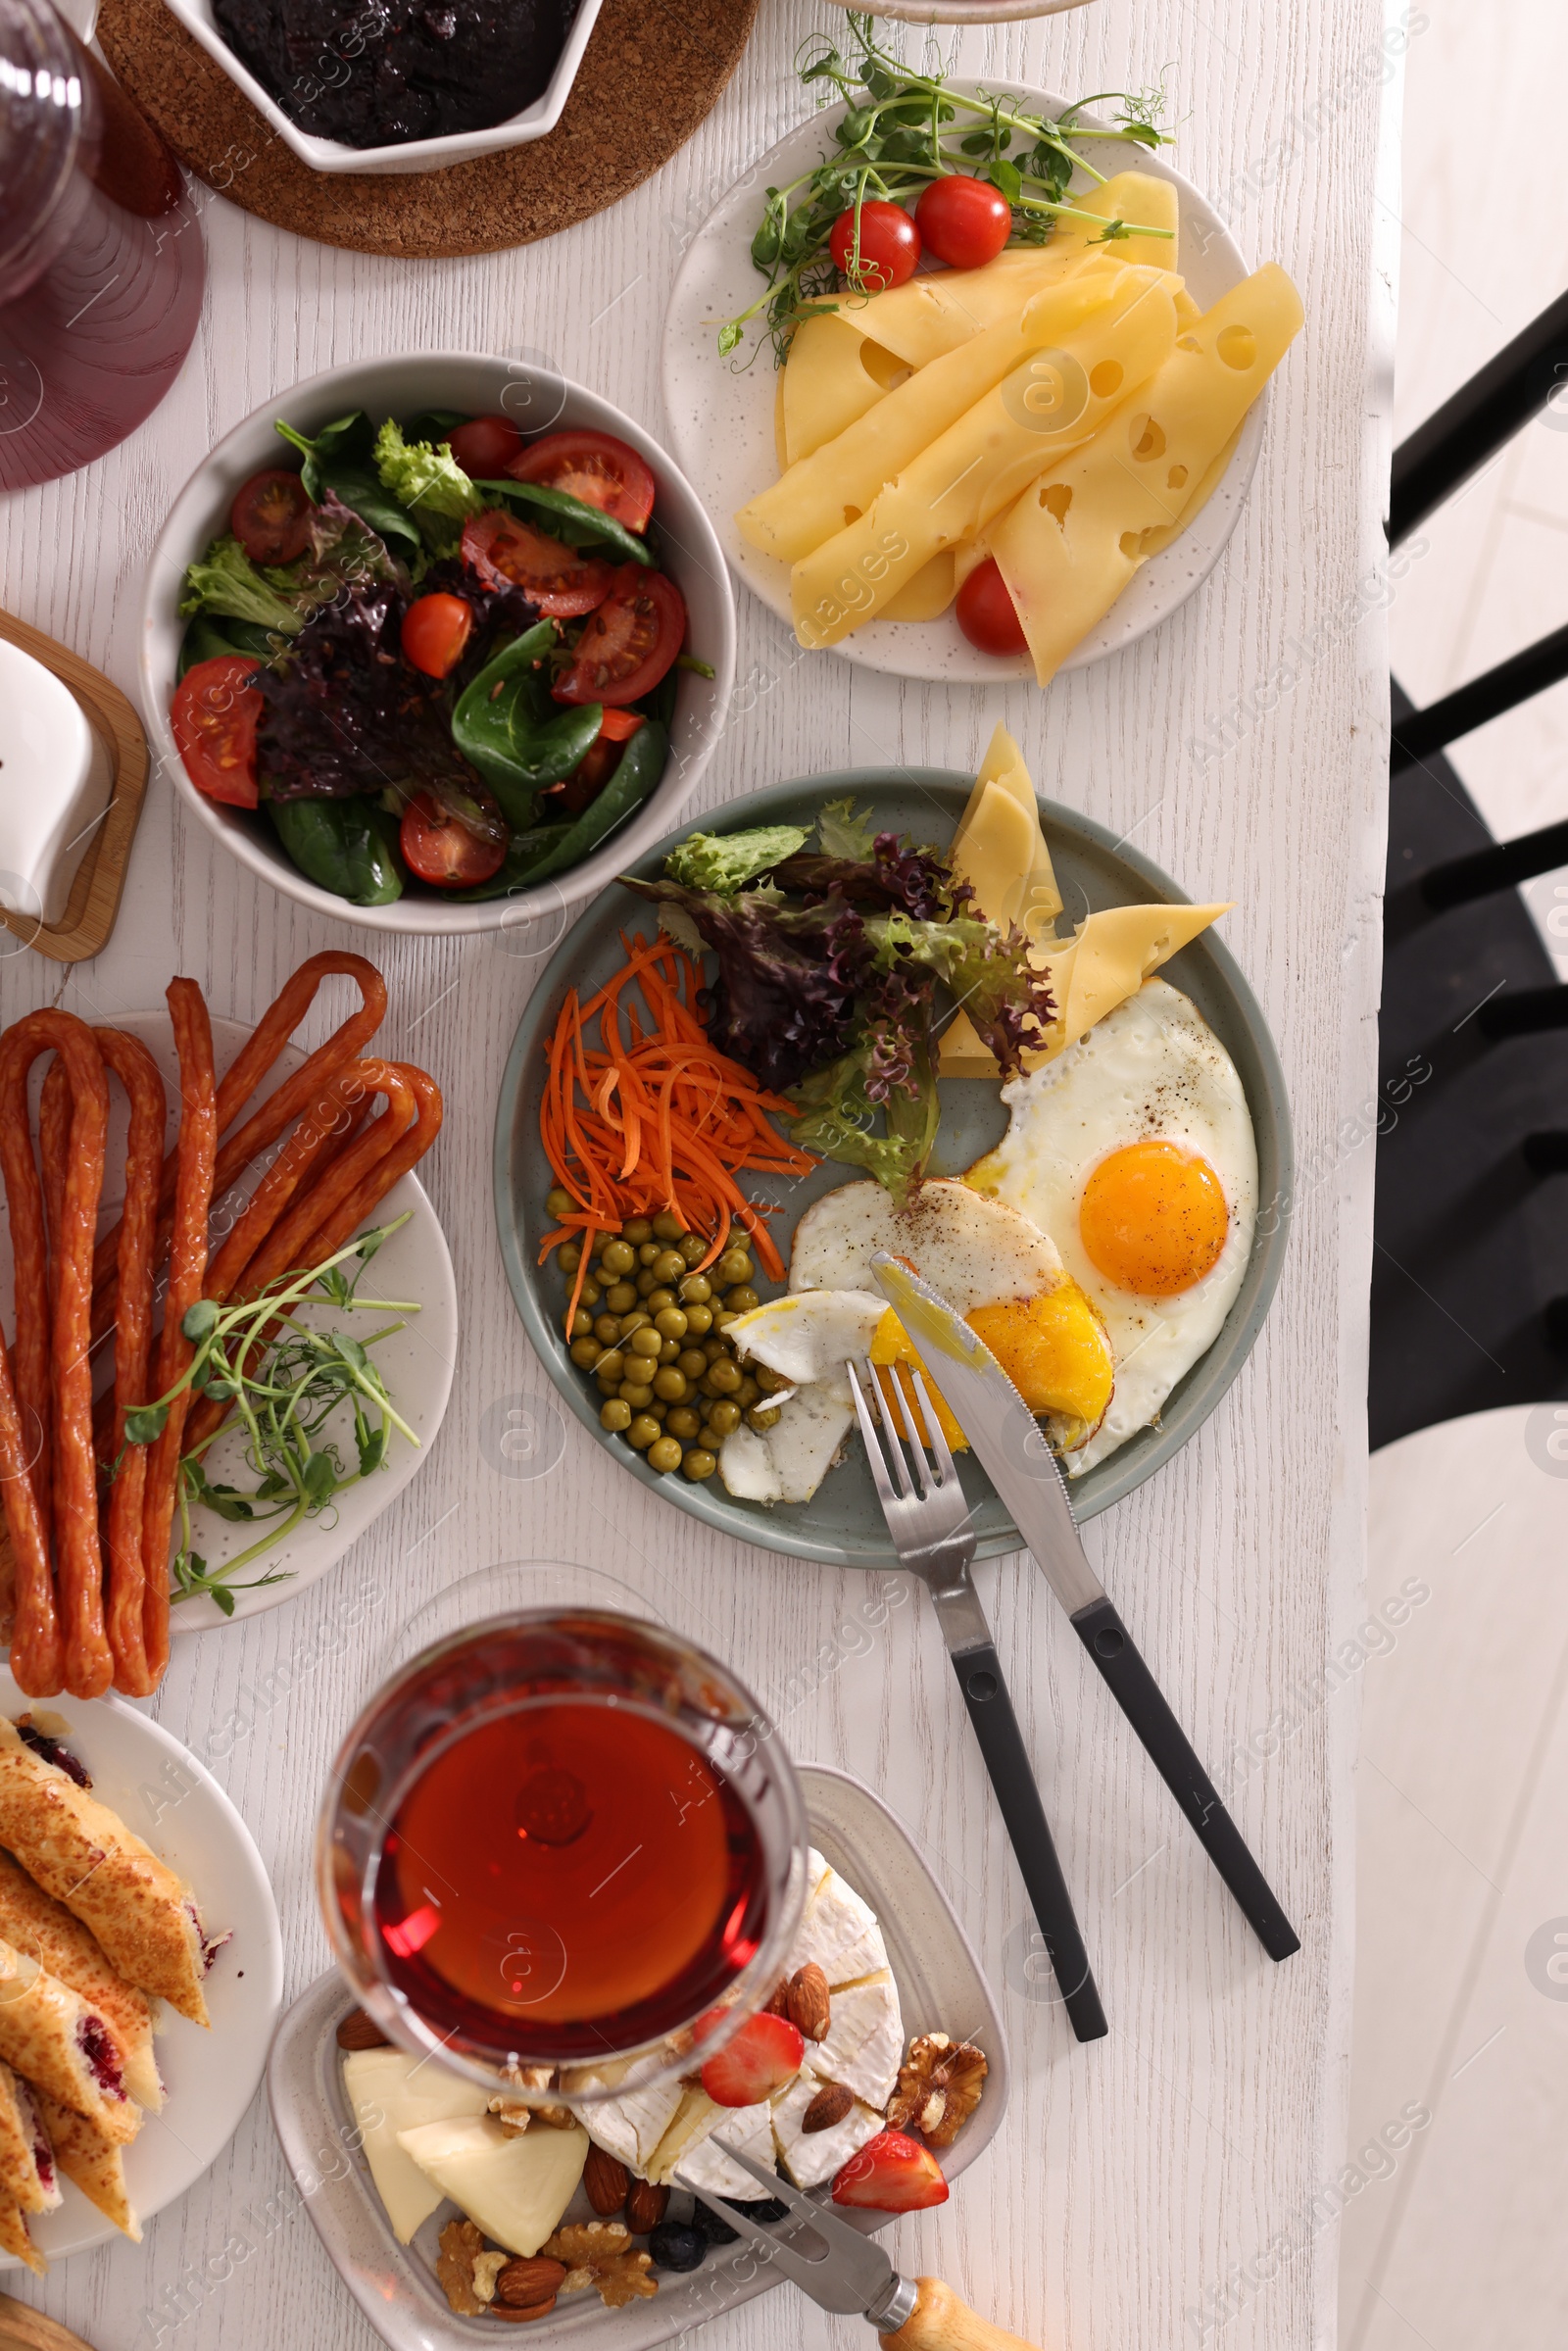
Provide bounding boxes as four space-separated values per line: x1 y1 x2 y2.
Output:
0 1 1396 2344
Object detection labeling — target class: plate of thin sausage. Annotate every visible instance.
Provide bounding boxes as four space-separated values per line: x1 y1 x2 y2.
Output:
0 954 457 1697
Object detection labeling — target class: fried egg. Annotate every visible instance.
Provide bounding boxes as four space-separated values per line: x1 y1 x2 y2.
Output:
787 1176 1115 1448
717 1292 886 1504
965 977 1256 1473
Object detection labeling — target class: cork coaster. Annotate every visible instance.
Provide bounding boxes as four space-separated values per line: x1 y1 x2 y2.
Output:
97 0 760 260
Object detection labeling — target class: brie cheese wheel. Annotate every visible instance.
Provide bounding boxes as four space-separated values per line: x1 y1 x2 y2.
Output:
791 1868 888 1987
341 2048 490 2245
805 1971 902 2108
646 2084 724 2185
674 2095 775 2199
580 2076 684 2175
396 2116 589 2257
770 2072 885 2191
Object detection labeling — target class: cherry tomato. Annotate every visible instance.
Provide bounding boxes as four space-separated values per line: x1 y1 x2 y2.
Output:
171 656 262 808
541 710 646 814
915 174 1013 270
553 567 687 708
956 558 1029 658
828 199 920 292
461 510 612 617
401 593 473 679
398 790 507 888
229 469 313 565
507 428 656 534
442 414 524 477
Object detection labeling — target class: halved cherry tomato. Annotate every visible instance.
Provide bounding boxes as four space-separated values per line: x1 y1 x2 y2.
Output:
828 199 920 291
442 414 524 478
401 592 473 679
506 429 656 534
171 656 262 808
914 174 1013 270
230 469 313 564
399 790 507 887
553 567 687 708
541 710 645 814
956 557 1029 658
461 510 612 617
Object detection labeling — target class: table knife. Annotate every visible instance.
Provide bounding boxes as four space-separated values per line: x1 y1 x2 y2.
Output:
675 2139 1042 2351
870 1253 1300 1963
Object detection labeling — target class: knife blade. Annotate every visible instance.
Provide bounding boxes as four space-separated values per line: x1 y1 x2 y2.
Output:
870 1253 1300 1963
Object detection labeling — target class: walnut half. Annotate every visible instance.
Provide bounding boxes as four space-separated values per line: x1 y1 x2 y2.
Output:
436 2219 488 2317
542 2222 658 2310
884 2033 988 2148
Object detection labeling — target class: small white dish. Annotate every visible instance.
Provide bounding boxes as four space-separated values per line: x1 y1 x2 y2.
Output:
0 1009 457 1632
269 1761 1009 2350
0 1669 283 2266
142 352 736 938
0 638 114 926
662 87 1264 687
161 0 605 177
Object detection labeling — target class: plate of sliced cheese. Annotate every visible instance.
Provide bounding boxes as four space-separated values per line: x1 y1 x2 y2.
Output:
269 1762 1007 2348
662 89 1304 687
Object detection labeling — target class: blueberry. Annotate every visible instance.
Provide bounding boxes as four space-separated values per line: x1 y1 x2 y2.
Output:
648 2222 707 2273
724 2195 789 2223
689 2202 739 2245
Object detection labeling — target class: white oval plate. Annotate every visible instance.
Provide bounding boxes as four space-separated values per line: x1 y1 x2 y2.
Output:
0 1670 283 2265
662 86 1262 684
0 1010 457 1633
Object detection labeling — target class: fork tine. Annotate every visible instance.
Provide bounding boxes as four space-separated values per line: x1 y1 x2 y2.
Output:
867 1359 918 1497
846 1360 901 1512
906 1362 959 1486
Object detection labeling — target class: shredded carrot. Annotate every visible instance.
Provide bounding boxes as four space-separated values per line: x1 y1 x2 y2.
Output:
538 933 815 1330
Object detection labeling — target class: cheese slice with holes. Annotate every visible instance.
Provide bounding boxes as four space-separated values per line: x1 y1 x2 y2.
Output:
988 265 1304 687
782 313 899 465
741 260 1131 565
804 1972 903 2108
342 2047 491 2244
790 271 1179 646
771 2072 885 2190
881 550 958 620
939 902 1231 1077
1043 170 1181 275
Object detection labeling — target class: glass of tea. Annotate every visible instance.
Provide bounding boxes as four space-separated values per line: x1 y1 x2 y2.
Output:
318 1600 808 2105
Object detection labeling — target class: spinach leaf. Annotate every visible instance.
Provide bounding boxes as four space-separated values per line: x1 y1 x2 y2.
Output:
518 720 668 887
450 624 603 823
268 796 404 906
468 478 654 568
274 414 422 558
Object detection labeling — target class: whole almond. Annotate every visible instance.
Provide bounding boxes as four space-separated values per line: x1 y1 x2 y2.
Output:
491 2294 558 2323
495 2257 567 2310
335 2008 389 2051
763 1978 793 2018
802 2081 855 2133
786 1963 831 2043
583 2144 629 2217
624 2179 668 2232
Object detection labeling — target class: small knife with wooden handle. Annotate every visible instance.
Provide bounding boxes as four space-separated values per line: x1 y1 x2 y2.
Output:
677 2139 1041 2351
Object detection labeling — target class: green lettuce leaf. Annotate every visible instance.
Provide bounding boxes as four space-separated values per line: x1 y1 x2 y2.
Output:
373 418 484 555
663 824 808 894
815 796 878 860
178 537 303 636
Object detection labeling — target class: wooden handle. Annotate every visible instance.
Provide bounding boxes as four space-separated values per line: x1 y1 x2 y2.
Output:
883 2276 1043 2351
0 2295 96 2351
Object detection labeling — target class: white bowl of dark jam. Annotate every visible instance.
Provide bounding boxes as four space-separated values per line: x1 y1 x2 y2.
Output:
164 0 606 175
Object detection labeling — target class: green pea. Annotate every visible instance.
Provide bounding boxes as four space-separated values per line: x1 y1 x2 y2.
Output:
635 1268 659 1298
547 1187 576 1219
706 1399 742 1437
698 1423 725 1452
747 1404 782 1432
736 1376 760 1407
629 1326 663 1360
627 1415 661 1450
652 1211 685 1243
724 1286 760 1315
679 1274 712 1305
648 1437 684 1474
755 1363 789 1395
580 1281 602 1309
593 1314 621 1347
602 1282 635 1314
666 1406 702 1441
601 1398 633 1433
654 1366 688 1402
569 1337 602 1369
703 1336 728 1364
679 1233 708 1266
717 1250 753 1287
622 1218 653 1246
683 1303 712 1338
638 1242 661 1266
712 1311 737 1335
707 1359 742 1396
655 1307 688 1342
600 1241 635 1278
646 1288 678 1315
681 1448 718 1482
617 1310 651 1339
619 1382 655 1409
569 1309 595 1340
595 1348 626 1386
558 1243 581 1274
677 1347 709 1381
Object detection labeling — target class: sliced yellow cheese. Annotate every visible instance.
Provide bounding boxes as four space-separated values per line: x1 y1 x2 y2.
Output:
740 259 1130 566
791 269 1180 647
881 550 958 620
989 264 1304 687
962 722 1062 934
949 780 1038 930
781 313 900 465
1044 170 1181 275
342 2047 491 2245
938 901 1231 1077
396 2117 590 2258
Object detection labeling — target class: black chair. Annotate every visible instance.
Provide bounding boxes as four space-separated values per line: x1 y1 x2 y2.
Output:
1372 291 1568 1448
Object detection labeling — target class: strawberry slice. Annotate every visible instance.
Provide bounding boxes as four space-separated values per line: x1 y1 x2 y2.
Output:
698 2011 805 2108
831 2130 950 2213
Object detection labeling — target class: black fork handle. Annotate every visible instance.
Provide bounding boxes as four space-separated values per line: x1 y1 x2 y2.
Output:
951 1641 1108 2043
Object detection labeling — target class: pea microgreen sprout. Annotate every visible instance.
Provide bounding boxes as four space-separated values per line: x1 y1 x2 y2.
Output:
121 1217 420 1616
719 12 1173 363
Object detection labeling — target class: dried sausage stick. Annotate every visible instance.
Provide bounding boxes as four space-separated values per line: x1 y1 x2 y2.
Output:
93 1032 167 1698
136 982 217 1697
0 1015 63 1540
299 1067 445 1262
203 1063 367 1307
38 1059 70 1326
0 1326 62 1695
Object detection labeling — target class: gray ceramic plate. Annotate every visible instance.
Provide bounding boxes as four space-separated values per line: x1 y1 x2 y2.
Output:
494 771 1292 1565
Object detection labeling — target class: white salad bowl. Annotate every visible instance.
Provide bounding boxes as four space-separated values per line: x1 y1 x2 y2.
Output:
142 352 736 939
162 0 605 176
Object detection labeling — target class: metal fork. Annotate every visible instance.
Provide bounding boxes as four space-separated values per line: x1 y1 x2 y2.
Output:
846 1359 1107 2044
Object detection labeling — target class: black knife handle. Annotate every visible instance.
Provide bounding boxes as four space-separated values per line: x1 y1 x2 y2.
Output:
1070 1596 1300 1962
950 1642 1108 2042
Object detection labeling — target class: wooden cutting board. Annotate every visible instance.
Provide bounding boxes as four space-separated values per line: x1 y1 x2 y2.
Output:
96 0 760 260
0 2294 95 2349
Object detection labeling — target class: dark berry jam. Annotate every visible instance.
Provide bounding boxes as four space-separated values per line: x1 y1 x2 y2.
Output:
16 1720 91 1788
78 2019 123 2098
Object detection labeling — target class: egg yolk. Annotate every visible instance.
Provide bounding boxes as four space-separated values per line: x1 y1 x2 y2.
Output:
1078 1140 1229 1296
966 1283 1115 1433
870 1312 969 1451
